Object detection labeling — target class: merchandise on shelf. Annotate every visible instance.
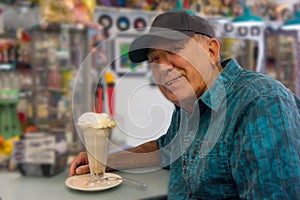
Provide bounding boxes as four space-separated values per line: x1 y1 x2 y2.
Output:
12 132 68 176
39 0 101 30
0 70 22 140
29 24 88 155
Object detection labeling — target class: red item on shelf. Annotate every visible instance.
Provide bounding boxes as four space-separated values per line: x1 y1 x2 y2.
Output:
106 84 114 116
0 135 4 147
97 87 103 113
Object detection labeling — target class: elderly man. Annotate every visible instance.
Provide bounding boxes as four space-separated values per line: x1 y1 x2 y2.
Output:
70 11 300 199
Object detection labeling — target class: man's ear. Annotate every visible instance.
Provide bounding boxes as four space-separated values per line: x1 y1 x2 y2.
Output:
208 38 220 62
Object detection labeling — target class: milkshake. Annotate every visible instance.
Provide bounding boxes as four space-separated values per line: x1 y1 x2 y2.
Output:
78 112 115 180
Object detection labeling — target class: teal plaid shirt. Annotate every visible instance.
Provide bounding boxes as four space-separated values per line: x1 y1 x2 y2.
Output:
157 59 300 199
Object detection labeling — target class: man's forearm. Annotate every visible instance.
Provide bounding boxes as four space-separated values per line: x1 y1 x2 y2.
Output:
106 140 161 171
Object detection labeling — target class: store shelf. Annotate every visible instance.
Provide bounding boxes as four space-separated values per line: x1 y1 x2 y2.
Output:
30 24 89 147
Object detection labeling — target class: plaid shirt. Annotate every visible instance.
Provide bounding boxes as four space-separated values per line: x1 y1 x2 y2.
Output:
157 59 300 199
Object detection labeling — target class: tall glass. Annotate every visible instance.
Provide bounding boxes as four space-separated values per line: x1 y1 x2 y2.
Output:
83 127 111 186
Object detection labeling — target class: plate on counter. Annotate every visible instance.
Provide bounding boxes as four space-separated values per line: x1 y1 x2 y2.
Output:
65 173 122 191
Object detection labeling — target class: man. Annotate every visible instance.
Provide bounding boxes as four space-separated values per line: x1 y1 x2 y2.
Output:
69 11 300 199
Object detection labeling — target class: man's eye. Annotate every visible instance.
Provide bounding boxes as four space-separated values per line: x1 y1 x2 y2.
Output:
149 56 159 63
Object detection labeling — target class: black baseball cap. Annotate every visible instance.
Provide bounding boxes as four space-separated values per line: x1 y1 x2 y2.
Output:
129 11 215 63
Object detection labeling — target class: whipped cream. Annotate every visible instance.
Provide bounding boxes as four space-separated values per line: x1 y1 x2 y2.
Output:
78 112 115 129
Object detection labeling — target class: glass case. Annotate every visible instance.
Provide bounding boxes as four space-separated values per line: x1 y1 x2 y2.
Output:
30 24 88 153
264 28 299 96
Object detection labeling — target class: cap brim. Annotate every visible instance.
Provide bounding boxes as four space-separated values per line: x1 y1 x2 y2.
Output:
129 29 194 63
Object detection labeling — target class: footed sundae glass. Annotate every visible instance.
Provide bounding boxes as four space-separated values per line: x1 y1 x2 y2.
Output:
78 112 115 187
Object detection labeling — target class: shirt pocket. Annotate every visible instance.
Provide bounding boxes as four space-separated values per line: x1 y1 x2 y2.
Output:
191 141 238 199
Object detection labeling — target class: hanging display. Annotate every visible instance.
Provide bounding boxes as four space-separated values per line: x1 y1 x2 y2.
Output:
116 16 130 31
98 14 113 30
134 17 147 31
39 0 101 30
112 35 148 76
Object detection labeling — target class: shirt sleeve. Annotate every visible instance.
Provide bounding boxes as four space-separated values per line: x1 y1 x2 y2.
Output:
231 94 300 199
156 109 180 169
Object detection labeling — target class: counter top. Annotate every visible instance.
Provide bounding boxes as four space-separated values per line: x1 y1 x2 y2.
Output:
0 167 169 200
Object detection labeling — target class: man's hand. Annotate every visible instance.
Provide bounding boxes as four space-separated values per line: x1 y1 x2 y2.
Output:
69 140 161 176
69 152 90 176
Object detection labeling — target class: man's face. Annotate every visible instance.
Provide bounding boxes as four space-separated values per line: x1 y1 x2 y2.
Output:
147 36 220 110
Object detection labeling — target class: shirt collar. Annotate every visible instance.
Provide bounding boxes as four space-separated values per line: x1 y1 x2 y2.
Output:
200 59 243 111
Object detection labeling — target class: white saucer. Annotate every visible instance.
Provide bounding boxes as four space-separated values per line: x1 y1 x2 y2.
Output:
65 173 122 191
